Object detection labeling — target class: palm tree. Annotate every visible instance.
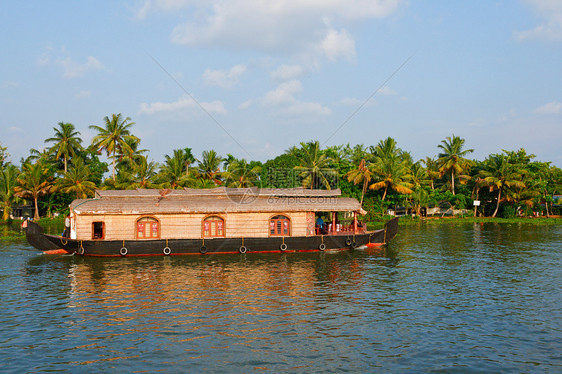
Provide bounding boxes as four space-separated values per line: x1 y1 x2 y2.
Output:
369 137 402 162
55 158 97 198
45 122 83 173
367 137 412 201
369 155 412 201
158 153 189 189
117 156 159 190
0 143 9 166
22 148 51 165
345 159 373 206
0 163 20 220
14 162 54 220
422 157 440 190
224 158 262 188
347 144 369 165
197 150 223 185
480 154 525 217
180 148 196 177
411 187 430 217
437 135 474 195
504 179 540 210
406 161 429 191
291 140 332 189
89 114 139 181
115 136 147 168
192 177 217 189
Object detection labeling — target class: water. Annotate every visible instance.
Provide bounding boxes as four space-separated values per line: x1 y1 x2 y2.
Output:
1 222 560 373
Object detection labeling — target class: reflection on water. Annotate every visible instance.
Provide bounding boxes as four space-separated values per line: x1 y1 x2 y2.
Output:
1 223 561 373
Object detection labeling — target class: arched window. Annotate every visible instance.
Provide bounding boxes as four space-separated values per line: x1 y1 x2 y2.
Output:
202 216 225 237
136 217 160 239
270 215 290 236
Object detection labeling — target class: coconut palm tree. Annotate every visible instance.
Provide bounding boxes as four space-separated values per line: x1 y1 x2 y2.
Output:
347 144 370 165
411 187 430 217
345 159 373 206
406 161 430 191
158 152 190 189
369 155 412 201
89 114 139 181
0 163 20 220
14 162 54 220
197 150 223 185
291 140 332 189
0 143 9 166
45 122 83 173
367 137 412 201
55 158 97 198
369 137 402 163
422 157 440 190
117 156 159 190
437 135 474 195
479 154 525 217
224 158 262 188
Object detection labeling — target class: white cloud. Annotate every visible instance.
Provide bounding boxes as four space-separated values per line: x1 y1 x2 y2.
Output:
320 28 356 62
270 64 305 81
139 95 227 115
59 56 104 78
203 64 246 88
378 86 397 96
260 80 331 116
156 0 403 61
262 80 303 106
76 90 91 98
284 102 331 116
535 101 562 114
135 0 193 20
517 0 562 41
239 99 253 109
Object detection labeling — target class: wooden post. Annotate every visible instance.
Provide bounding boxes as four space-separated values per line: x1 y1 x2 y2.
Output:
353 211 358 234
332 211 336 234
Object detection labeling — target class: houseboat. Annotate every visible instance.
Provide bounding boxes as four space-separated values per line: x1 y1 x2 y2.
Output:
26 187 399 257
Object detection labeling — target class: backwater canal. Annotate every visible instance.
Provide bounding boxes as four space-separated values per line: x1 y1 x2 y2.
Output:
0 222 560 373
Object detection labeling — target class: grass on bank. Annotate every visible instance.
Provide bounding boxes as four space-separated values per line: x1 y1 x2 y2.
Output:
0 216 65 240
367 215 562 229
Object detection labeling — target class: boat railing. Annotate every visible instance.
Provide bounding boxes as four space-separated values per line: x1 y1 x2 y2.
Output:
315 223 366 235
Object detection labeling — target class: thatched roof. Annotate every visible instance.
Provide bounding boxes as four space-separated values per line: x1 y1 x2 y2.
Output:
72 188 361 215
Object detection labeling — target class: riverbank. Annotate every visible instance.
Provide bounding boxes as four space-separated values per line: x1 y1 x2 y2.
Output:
0 216 65 240
367 215 562 229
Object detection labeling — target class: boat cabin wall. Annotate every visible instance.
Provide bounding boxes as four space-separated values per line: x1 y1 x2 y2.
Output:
73 211 312 240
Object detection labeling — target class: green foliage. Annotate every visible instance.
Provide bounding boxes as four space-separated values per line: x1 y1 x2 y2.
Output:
5 122 561 221
500 204 517 218
90 113 139 181
44 122 83 173
437 134 475 195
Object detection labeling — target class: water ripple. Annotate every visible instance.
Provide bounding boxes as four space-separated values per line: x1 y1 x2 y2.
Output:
0 224 561 372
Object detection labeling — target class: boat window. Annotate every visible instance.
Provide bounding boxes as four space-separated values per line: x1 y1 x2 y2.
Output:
136 217 160 239
202 216 225 238
270 215 290 236
92 222 104 240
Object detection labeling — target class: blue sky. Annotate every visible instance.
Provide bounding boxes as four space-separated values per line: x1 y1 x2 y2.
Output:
1 0 561 167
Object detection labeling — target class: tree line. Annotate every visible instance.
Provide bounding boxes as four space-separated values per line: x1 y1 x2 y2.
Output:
1 113 561 221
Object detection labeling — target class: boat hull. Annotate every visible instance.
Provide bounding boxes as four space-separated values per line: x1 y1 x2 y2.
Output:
27 218 399 257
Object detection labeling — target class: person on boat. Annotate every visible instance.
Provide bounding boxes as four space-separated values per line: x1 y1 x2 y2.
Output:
316 216 327 234
63 215 71 238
